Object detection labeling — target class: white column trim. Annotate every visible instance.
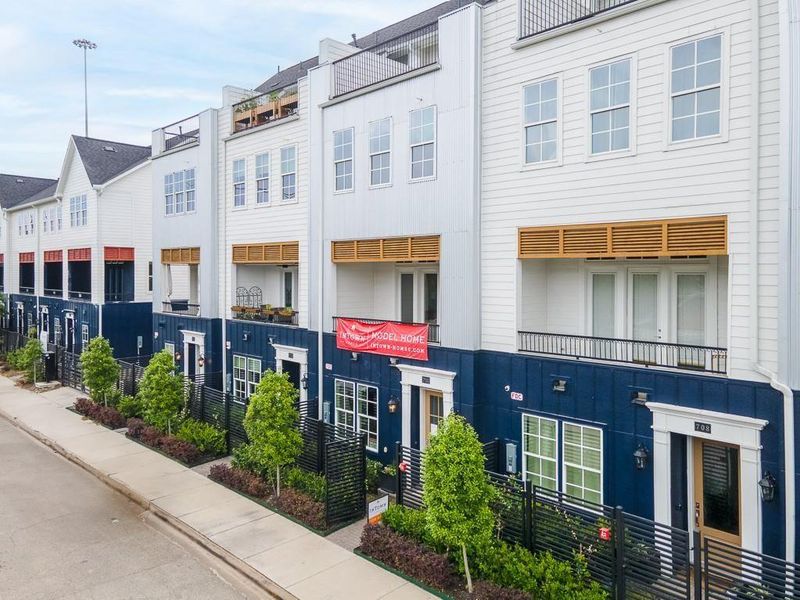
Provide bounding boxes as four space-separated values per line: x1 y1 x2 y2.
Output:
181 330 206 376
394 364 457 450
272 343 308 403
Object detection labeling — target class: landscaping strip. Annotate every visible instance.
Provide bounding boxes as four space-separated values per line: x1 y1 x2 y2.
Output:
126 417 224 468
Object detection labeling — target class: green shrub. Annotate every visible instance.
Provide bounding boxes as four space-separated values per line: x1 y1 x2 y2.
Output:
6 349 22 370
284 466 327 502
17 336 43 382
137 350 184 433
366 458 382 494
80 337 120 404
117 394 144 419
176 419 227 456
232 442 273 480
382 505 435 547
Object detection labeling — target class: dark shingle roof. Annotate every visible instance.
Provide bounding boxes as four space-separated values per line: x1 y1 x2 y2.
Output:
254 0 485 93
0 174 58 209
71 135 151 186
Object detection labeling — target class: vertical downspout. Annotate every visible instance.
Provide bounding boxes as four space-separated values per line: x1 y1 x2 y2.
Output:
317 80 325 422
221 112 229 394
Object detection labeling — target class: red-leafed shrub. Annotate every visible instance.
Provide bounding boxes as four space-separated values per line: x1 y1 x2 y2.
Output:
273 487 326 531
139 426 163 447
126 418 146 437
159 436 201 464
360 524 459 591
73 398 125 429
74 397 94 415
209 464 271 499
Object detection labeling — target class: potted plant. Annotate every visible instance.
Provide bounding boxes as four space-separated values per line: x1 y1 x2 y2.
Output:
379 463 397 494
274 307 295 324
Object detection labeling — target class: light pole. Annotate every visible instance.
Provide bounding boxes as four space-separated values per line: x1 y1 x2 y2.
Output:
72 38 97 137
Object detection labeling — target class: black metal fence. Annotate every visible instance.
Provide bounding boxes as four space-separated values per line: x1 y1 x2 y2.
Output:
518 330 728 374
0 329 24 354
331 22 439 97
519 0 640 40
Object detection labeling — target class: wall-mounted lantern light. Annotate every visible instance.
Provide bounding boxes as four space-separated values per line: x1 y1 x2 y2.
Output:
153 331 159 339
301 373 309 390
389 357 398 366
632 391 648 406
351 352 360 362
633 444 649 470
388 396 399 414
243 332 250 342
552 378 567 393
758 472 776 502
198 356 205 368
174 351 182 362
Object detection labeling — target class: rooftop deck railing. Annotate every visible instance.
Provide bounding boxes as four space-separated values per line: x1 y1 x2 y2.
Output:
231 84 299 133
518 330 727 374
519 0 640 40
331 22 439 98
160 113 200 152
162 300 200 317
333 316 439 345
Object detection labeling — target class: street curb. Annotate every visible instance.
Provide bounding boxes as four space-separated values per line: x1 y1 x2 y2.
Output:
0 405 296 600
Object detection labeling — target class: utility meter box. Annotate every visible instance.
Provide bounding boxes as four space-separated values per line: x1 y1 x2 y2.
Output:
505 442 517 473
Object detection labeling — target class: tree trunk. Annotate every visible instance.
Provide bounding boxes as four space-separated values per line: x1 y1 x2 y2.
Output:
461 543 473 594
276 466 281 498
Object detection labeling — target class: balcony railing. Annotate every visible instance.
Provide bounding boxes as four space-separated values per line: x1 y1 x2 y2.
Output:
161 113 200 152
68 290 91 301
105 291 134 303
43 288 63 297
231 84 299 133
162 300 200 316
333 316 440 345
518 330 727 374
19 286 34 295
519 0 640 40
331 22 439 98
231 306 298 326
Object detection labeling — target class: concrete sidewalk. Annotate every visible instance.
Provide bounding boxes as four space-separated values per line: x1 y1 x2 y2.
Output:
0 377 434 600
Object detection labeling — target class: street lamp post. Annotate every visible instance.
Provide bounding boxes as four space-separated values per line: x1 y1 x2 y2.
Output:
72 38 97 137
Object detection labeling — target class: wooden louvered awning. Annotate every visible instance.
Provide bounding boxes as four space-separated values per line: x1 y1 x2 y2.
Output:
518 216 727 259
161 247 200 265
232 241 299 265
105 246 134 261
332 235 440 263
44 250 63 263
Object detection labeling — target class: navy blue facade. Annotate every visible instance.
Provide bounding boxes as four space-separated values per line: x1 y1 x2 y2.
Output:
152 312 223 378
102 302 153 358
11 294 99 353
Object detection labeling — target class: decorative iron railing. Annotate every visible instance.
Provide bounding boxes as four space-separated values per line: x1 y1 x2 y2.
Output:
518 330 727 374
161 300 200 316
43 288 62 297
231 306 298 326
231 84 299 133
331 22 439 97
519 0 641 40
68 289 91 300
333 316 440 345
19 286 35 295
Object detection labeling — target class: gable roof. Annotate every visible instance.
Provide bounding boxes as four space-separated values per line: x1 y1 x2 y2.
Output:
71 135 151 186
0 174 58 209
254 0 485 93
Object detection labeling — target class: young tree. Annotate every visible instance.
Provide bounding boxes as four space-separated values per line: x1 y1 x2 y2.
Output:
138 350 183 433
81 336 120 405
18 335 43 383
243 370 302 497
422 413 496 594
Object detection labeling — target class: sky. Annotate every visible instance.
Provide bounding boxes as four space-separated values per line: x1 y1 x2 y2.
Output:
0 0 435 178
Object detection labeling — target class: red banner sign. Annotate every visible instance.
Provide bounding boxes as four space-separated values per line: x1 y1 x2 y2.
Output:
336 318 428 361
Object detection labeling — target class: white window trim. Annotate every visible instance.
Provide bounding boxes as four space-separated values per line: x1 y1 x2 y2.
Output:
408 106 437 183
521 413 559 491
368 117 393 189
164 169 196 217
164 341 175 357
561 422 604 505
81 323 90 349
520 74 563 170
663 29 729 151
334 378 355 432
280 145 299 204
184 168 196 214
255 152 271 206
232 158 247 209
333 127 355 194
334 378 379 453
585 53 638 162
395 266 439 324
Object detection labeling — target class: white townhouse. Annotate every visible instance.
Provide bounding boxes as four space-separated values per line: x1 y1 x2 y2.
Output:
5 136 153 358
477 0 796 562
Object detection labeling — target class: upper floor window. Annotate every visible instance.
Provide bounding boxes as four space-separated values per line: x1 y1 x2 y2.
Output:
233 159 246 207
18 212 35 236
334 128 354 192
165 169 196 215
69 194 88 227
523 78 558 164
281 146 297 201
185 168 196 212
165 173 174 214
369 118 391 187
43 206 61 233
42 211 49 233
670 34 722 142
56 205 62 230
409 106 435 180
590 59 631 154
174 170 185 213
255 153 270 204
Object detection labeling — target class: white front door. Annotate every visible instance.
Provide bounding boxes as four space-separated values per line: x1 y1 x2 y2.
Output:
39 307 49 346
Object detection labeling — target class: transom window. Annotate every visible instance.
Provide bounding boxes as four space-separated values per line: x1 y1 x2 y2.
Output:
523 79 558 164
233 355 262 402
334 128 354 192
281 146 297 201
590 59 631 154
335 379 379 452
232 159 246 207
255 153 270 204
670 34 722 142
522 414 558 491
69 195 88 227
563 423 603 504
409 106 435 180
369 118 391 186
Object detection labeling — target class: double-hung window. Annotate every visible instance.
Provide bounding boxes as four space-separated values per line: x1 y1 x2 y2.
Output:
333 128 354 192
163 342 175 357
185 168 196 212
56 205 62 230
523 79 558 164
165 170 194 214
334 379 378 452
670 34 722 142
42 211 49 233
522 414 558 491
409 106 435 180
563 423 603 504
281 146 297 200
174 170 185 214
255 153 270 204
81 324 89 349
165 174 175 215
369 118 391 186
69 194 87 227
247 357 261 396
232 159 246 207
590 59 631 154
54 318 61 344
232 355 261 402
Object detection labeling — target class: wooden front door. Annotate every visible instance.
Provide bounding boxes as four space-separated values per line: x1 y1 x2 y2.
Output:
422 390 445 449
693 438 742 547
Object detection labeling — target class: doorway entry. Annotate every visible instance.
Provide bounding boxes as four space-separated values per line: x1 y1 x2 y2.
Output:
181 330 205 380
422 390 445 448
15 303 24 334
64 312 75 353
273 344 308 406
39 306 49 346
693 438 742 547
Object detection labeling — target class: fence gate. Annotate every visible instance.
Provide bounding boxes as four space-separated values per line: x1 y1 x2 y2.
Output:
61 351 84 392
325 434 366 528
